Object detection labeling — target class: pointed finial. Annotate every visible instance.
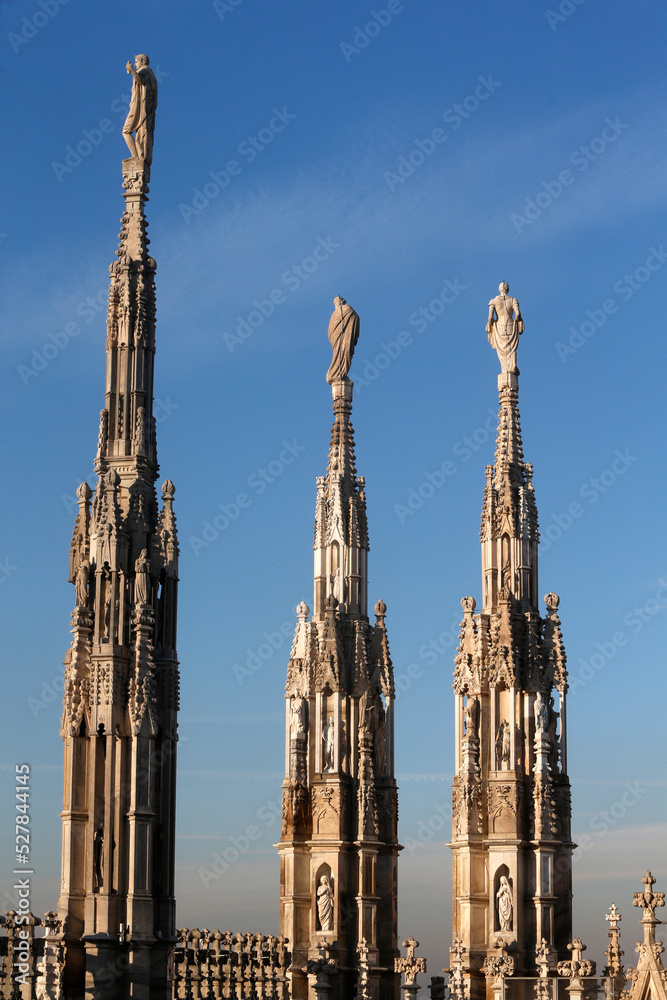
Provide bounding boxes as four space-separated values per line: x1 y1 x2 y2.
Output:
605 903 622 928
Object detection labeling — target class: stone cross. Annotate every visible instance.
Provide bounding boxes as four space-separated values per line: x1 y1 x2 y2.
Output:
395 937 427 997
606 903 622 929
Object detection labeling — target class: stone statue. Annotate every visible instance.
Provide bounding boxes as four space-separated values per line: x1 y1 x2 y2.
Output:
323 717 335 771
534 691 548 732
74 558 90 608
496 875 513 931
374 699 386 775
326 296 360 384
486 282 524 375
496 720 511 769
463 696 479 737
290 696 307 737
93 824 104 890
317 874 334 931
123 55 158 164
135 549 151 605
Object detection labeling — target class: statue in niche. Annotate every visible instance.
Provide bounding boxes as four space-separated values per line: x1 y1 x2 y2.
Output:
322 717 335 771
93 824 104 891
374 699 386 775
326 296 360 384
486 282 524 375
134 549 151 605
74 558 90 608
496 719 511 769
496 875 513 931
123 55 158 164
358 689 371 733
547 696 559 769
317 874 334 931
463 696 479 737
534 691 548 732
290 695 307 737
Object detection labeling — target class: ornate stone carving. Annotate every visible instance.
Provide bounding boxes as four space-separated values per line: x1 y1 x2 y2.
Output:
633 871 665 918
557 938 596 978
395 937 427 985
482 953 515 979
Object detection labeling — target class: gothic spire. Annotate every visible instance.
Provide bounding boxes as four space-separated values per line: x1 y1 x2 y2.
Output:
59 56 178 1000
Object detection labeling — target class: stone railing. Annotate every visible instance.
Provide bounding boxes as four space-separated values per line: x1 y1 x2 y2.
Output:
172 929 290 998
0 911 65 999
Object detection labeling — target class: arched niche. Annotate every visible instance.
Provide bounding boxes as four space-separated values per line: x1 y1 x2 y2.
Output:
315 862 334 933
493 864 513 933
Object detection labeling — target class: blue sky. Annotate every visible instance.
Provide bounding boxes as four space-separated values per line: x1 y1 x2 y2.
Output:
1 0 666 978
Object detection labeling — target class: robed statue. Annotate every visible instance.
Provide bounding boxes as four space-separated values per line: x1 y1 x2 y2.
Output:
486 282 524 375
123 55 158 164
326 296 360 384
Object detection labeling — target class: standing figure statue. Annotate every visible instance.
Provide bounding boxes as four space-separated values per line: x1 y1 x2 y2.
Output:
486 282 524 375
74 557 90 608
290 695 307 737
134 549 151 605
534 691 548 733
497 875 513 931
123 55 158 164
317 874 335 931
323 717 335 771
326 296 360 384
93 824 104 891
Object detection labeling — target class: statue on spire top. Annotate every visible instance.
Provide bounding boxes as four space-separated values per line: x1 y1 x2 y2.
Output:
123 55 158 164
326 296 360 384
486 282 524 375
